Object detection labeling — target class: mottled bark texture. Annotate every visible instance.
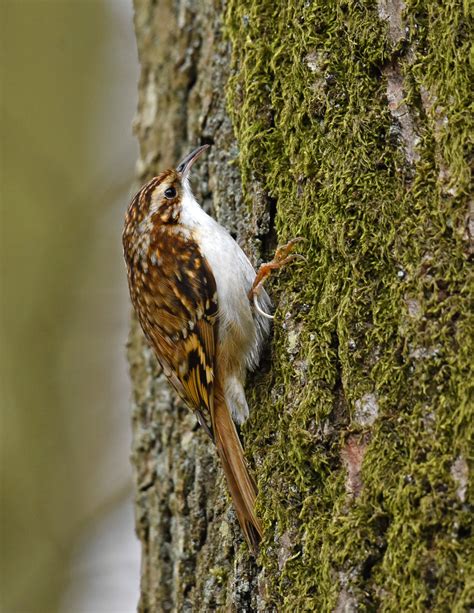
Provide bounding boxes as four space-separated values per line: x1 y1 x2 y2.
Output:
129 0 472 610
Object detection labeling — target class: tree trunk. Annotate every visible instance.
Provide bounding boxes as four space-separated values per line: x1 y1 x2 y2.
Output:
128 0 472 610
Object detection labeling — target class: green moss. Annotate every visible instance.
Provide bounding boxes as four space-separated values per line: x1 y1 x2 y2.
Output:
225 0 472 609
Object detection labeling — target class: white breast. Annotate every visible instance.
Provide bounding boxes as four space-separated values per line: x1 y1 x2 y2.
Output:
180 184 271 373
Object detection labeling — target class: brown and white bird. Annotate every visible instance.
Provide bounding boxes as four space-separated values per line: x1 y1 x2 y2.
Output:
123 145 299 552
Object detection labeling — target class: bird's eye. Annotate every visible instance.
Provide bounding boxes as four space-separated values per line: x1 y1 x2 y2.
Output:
164 187 176 199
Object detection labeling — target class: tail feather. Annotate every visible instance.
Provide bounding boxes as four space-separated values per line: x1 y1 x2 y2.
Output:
212 388 262 553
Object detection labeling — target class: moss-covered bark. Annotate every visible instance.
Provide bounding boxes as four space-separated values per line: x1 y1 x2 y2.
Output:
130 0 472 610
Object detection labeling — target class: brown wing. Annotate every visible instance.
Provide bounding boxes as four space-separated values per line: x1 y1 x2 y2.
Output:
126 225 218 437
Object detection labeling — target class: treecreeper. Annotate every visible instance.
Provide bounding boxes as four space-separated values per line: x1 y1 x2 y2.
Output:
123 144 301 553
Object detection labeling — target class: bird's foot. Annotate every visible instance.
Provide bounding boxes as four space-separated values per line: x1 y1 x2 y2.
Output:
249 238 306 319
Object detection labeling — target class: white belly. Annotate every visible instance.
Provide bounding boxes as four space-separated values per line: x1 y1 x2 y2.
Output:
180 187 271 422
181 192 255 332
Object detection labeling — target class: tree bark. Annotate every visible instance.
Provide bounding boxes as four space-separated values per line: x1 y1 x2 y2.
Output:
128 0 472 610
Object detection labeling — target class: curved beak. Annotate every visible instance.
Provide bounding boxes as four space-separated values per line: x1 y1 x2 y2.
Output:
176 144 210 179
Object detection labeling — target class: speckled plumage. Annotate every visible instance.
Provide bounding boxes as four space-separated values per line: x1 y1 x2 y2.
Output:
122 146 270 551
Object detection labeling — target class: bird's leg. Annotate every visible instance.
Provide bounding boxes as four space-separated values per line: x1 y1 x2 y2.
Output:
249 238 305 318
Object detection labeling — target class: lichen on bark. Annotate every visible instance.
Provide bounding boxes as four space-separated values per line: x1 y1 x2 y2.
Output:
129 0 472 610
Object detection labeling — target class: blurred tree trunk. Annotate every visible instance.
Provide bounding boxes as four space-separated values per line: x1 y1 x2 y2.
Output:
129 0 472 610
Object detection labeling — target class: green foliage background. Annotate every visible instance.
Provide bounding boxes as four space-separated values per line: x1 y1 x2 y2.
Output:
1 3 137 610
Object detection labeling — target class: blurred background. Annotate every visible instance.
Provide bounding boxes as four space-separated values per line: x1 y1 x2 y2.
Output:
1 1 141 611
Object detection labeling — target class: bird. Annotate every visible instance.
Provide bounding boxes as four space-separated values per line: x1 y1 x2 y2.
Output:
122 144 301 553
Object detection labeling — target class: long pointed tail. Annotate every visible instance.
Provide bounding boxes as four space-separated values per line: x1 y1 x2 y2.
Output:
212 387 262 553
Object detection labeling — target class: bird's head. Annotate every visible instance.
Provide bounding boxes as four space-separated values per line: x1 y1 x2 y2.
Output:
124 144 209 235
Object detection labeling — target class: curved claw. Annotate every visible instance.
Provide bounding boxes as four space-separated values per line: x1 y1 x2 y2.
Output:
277 253 307 266
274 237 305 261
253 294 274 320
